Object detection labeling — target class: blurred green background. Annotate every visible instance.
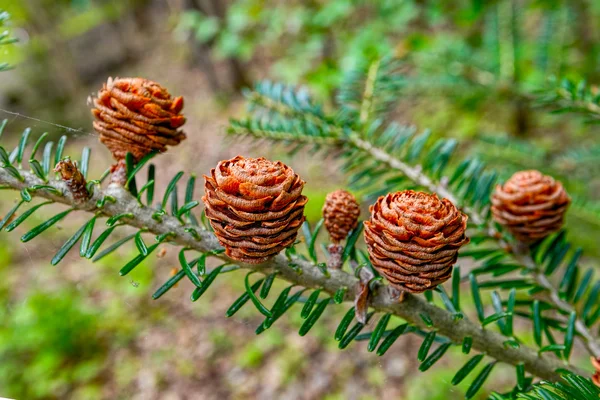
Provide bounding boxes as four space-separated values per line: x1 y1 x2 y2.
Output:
0 0 599 398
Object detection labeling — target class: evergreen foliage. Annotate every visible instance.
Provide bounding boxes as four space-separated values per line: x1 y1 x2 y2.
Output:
492 372 600 399
536 77 600 122
1 48 600 400
0 9 16 72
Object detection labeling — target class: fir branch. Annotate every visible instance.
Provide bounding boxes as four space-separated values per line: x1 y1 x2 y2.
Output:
230 80 600 364
536 77 600 121
232 91 485 225
229 118 343 146
0 165 582 383
345 130 600 359
345 132 485 226
336 57 406 126
512 245 600 358
495 371 600 399
358 59 380 124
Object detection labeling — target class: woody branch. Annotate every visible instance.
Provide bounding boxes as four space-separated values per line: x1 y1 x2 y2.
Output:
0 166 583 382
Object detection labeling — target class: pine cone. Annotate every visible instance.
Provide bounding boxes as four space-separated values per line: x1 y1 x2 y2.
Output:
91 77 186 162
364 190 469 293
54 158 89 203
322 189 361 243
491 170 570 243
202 156 308 264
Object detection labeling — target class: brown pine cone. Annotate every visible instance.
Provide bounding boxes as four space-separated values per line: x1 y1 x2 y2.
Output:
202 156 308 264
91 77 186 162
491 170 570 243
54 158 89 203
322 189 361 243
364 190 469 293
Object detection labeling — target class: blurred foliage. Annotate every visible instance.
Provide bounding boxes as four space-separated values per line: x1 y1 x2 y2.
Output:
0 232 150 399
405 358 496 400
5 0 600 140
536 76 600 122
176 0 417 99
0 0 144 135
178 0 600 132
0 290 120 399
0 9 17 71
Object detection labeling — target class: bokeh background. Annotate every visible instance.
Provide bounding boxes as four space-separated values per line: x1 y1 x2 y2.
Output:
1 1 599 399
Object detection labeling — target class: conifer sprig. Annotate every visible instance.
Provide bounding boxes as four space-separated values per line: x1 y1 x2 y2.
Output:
229 58 600 368
1 56 599 398
0 128 581 387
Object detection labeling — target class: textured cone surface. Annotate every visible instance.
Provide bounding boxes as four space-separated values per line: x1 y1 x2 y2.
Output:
202 156 307 264
91 77 186 162
491 170 570 243
364 190 469 293
322 189 360 243
54 159 89 203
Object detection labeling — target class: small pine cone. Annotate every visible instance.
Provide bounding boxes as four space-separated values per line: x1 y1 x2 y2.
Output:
364 190 469 293
54 159 89 203
202 156 308 264
322 189 360 243
491 170 570 243
91 77 186 162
